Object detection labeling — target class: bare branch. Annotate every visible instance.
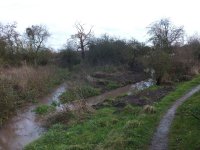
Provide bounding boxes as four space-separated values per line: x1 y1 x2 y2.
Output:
25 24 50 52
147 18 184 51
71 23 93 59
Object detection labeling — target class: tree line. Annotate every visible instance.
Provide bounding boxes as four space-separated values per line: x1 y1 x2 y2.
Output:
0 19 200 85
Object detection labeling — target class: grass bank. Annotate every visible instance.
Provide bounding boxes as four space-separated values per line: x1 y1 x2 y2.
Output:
169 91 200 150
25 75 200 149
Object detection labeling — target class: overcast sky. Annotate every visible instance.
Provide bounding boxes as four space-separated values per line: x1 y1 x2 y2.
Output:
0 0 200 50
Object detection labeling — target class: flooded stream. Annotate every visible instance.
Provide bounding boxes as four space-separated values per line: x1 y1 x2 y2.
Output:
0 79 154 150
87 78 154 106
0 84 67 150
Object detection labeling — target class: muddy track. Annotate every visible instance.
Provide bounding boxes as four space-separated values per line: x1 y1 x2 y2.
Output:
149 84 200 150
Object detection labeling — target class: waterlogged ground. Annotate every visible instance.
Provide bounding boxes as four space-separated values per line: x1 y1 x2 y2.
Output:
0 84 67 150
0 79 154 149
25 76 200 150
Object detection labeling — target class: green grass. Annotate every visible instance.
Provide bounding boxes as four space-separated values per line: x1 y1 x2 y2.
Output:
77 85 101 99
46 68 70 88
60 90 77 103
60 85 101 103
106 81 121 90
144 85 160 91
25 75 200 150
169 91 200 150
34 104 55 115
92 65 118 73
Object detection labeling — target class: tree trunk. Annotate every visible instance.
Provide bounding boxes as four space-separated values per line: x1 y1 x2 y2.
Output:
156 76 162 85
80 40 85 59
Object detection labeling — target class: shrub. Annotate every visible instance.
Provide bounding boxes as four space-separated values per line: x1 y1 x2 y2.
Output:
58 49 81 69
87 36 132 65
141 50 171 85
37 49 53 66
171 47 197 80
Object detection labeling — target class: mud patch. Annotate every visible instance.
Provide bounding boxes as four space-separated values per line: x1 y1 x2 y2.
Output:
127 86 174 106
92 71 146 85
96 86 174 109
124 86 174 106
89 71 147 93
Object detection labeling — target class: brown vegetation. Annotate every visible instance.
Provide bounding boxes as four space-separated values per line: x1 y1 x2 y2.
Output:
0 65 67 125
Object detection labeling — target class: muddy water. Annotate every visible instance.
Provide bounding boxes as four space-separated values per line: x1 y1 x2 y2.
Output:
0 79 154 150
62 79 154 110
87 78 154 106
0 84 67 150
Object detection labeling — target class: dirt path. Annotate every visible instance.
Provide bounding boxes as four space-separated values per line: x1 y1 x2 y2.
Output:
149 84 200 150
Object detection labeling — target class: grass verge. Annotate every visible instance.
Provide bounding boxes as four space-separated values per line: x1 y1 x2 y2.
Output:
169 91 200 150
60 85 100 103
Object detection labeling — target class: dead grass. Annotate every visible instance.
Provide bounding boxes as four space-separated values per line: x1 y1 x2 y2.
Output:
0 65 68 126
0 65 55 92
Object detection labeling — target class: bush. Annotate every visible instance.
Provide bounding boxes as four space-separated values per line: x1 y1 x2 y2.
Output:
58 49 81 69
37 49 53 66
141 50 171 85
87 36 132 65
171 47 197 79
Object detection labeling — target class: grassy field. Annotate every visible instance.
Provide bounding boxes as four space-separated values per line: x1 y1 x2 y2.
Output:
169 91 200 150
25 75 200 150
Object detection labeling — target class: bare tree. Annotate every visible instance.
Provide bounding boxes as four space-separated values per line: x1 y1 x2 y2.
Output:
147 18 184 52
71 23 93 59
25 25 50 53
25 25 50 65
0 22 22 53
